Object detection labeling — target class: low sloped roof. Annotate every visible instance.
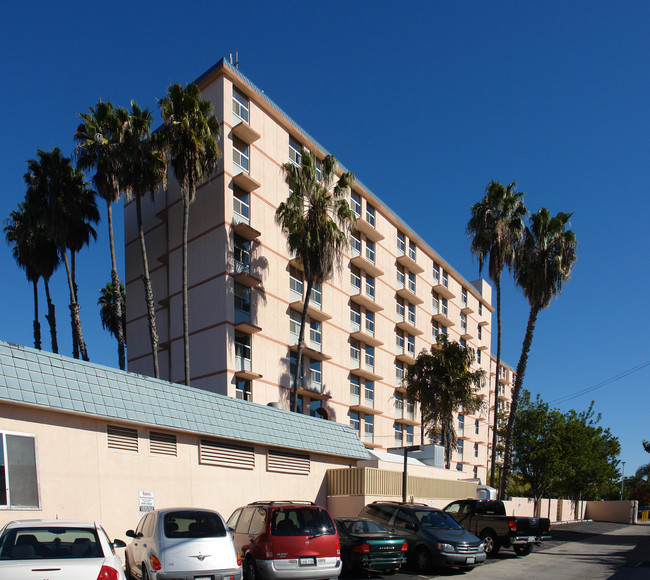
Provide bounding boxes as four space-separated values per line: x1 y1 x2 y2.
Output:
0 341 369 460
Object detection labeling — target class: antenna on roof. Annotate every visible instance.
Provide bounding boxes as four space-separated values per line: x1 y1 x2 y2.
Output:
229 52 240 69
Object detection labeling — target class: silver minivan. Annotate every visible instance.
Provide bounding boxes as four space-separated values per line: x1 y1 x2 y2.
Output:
125 507 242 580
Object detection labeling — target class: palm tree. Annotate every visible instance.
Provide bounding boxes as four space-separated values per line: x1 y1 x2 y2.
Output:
99 281 126 347
75 101 127 370
120 102 167 378
24 148 97 360
467 181 527 487
405 334 484 468
275 149 355 411
500 208 577 498
159 83 221 386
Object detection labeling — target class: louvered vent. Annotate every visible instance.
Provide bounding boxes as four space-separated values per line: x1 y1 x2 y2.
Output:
107 425 138 452
150 431 177 456
267 449 310 475
199 439 255 470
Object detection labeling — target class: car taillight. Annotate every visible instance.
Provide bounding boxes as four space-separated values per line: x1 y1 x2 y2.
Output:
352 543 371 553
400 541 408 552
547 521 552 532
237 551 242 566
96 566 120 580
263 540 273 559
508 520 517 532
336 535 340 556
150 553 162 571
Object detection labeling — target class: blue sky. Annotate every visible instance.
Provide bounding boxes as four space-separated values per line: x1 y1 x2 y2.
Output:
1 1 648 477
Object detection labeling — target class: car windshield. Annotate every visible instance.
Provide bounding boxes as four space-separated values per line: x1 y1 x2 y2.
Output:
271 507 335 537
339 519 390 535
0 527 102 560
164 511 227 538
414 510 463 530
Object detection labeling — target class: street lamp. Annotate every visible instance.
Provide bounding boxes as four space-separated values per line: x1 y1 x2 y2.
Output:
620 461 626 500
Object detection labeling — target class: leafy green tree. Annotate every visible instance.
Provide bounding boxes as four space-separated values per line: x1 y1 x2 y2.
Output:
98 281 126 348
405 334 484 468
120 102 167 378
467 181 527 487
275 149 355 411
510 390 565 511
159 83 221 386
75 101 127 369
24 148 97 361
500 209 577 498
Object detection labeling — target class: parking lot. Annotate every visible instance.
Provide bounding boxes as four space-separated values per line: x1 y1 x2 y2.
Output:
341 521 650 580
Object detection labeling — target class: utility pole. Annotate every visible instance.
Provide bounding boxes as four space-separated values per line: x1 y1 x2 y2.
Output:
620 461 626 500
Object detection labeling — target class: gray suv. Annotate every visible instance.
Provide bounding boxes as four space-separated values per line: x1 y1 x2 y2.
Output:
358 501 486 572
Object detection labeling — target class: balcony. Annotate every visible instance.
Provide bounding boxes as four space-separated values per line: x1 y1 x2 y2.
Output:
350 330 383 347
432 283 455 300
235 357 262 381
461 305 474 315
232 221 261 240
349 403 383 415
350 255 384 279
232 121 260 144
432 312 454 328
394 414 419 427
459 330 474 341
232 260 262 288
232 171 260 192
396 254 424 274
297 382 331 401
289 343 331 362
396 287 423 305
289 299 332 322
355 218 384 242
350 366 383 382
350 292 383 313
395 351 416 365
234 321 262 335
478 319 489 327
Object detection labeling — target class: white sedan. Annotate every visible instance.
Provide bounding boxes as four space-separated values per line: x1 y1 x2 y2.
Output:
0 520 127 580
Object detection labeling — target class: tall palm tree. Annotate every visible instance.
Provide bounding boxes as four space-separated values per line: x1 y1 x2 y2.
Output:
500 208 577 498
24 148 97 360
276 149 355 412
120 102 167 378
467 180 527 488
159 83 221 386
75 101 127 370
405 334 484 468
99 281 126 346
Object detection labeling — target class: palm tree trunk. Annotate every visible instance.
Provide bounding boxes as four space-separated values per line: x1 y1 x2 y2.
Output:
71 252 79 360
292 279 313 412
136 196 160 378
500 305 540 498
62 249 88 361
32 279 41 350
182 198 191 386
490 280 502 490
44 278 58 353
107 202 126 371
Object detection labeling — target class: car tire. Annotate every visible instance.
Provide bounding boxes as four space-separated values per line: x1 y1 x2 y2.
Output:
514 543 533 556
124 554 135 580
142 564 150 580
479 530 500 556
245 556 258 580
413 547 432 573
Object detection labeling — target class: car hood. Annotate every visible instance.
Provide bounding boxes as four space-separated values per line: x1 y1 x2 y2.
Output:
422 527 481 545
0 557 118 580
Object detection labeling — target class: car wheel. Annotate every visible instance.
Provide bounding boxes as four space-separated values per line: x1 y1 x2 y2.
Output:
479 530 500 556
141 564 150 580
245 556 258 580
514 543 533 556
124 554 135 580
413 547 432 573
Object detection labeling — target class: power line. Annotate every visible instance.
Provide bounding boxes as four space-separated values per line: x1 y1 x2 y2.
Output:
548 360 650 405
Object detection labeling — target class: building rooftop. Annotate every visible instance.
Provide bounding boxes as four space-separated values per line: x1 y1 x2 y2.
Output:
0 341 370 460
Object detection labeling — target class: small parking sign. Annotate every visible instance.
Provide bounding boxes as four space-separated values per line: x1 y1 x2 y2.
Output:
139 490 154 516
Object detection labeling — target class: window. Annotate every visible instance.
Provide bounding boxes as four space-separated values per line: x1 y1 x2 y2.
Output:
350 376 360 405
460 339 466 349
289 266 303 301
457 463 463 472
462 288 468 307
473 466 478 479
433 263 440 284
407 335 415 356
310 283 322 309
432 295 439 315
405 398 414 420
365 241 375 264
365 277 375 300
442 271 449 288
350 266 361 293
475 419 480 435
350 339 361 367
458 439 464 458
289 310 301 344
235 334 251 372
478 302 483 316
290 353 300 388
365 311 375 336
364 346 374 370
232 88 249 123
233 139 250 173
289 138 301 166
396 298 405 321
309 320 322 349
350 304 361 331
233 187 250 224
460 313 467 333
364 381 374 407
478 325 482 340
234 234 250 274
365 204 375 227
442 299 448 316
234 282 251 322
407 303 416 325
364 414 374 443
395 362 405 388
405 425 414 445
309 360 322 391
408 241 416 261
432 323 439 340
350 191 361 217
236 379 252 401
350 232 361 256
394 423 403 446
395 392 403 417
350 411 360 433
396 266 405 289
474 443 479 458
396 331 404 353
477 349 482 364
0 431 39 508
408 272 416 294
458 414 464 433
397 232 405 255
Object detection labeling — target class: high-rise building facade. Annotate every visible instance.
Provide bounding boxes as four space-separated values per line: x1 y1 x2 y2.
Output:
125 58 514 483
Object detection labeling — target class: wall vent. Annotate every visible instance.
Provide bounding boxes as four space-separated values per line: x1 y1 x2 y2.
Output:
267 449 310 475
200 439 255 470
150 431 177 456
107 425 138 452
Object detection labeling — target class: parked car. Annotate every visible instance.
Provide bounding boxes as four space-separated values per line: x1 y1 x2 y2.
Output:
334 517 407 575
0 519 127 580
227 500 341 580
358 501 486 573
125 507 241 580
442 499 551 556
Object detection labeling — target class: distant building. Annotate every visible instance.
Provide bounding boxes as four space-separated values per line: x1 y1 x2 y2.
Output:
125 58 515 484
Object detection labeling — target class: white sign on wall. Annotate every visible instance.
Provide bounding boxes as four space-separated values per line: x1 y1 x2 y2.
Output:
139 490 154 516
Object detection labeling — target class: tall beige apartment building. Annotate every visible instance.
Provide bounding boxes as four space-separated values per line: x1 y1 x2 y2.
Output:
124 58 515 484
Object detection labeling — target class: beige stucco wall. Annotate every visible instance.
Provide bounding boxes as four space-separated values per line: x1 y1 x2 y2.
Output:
585 500 638 524
0 403 353 541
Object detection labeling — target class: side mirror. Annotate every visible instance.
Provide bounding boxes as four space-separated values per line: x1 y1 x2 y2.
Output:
112 539 127 548
125 530 136 538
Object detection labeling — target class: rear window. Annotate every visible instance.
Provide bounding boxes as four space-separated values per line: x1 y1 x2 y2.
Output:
271 507 335 537
413 509 463 530
164 511 227 538
475 501 505 516
338 519 389 535
360 504 394 525
0 527 102 560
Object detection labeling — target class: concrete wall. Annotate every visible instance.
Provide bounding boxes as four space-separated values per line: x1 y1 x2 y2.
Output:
585 500 638 524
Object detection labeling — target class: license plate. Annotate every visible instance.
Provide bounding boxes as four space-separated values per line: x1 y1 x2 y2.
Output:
299 557 316 566
466 557 475 564
194 576 211 580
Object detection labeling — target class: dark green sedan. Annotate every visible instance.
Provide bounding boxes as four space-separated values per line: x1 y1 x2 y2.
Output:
335 517 408 575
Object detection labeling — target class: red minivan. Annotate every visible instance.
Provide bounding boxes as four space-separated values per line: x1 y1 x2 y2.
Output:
227 501 341 580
